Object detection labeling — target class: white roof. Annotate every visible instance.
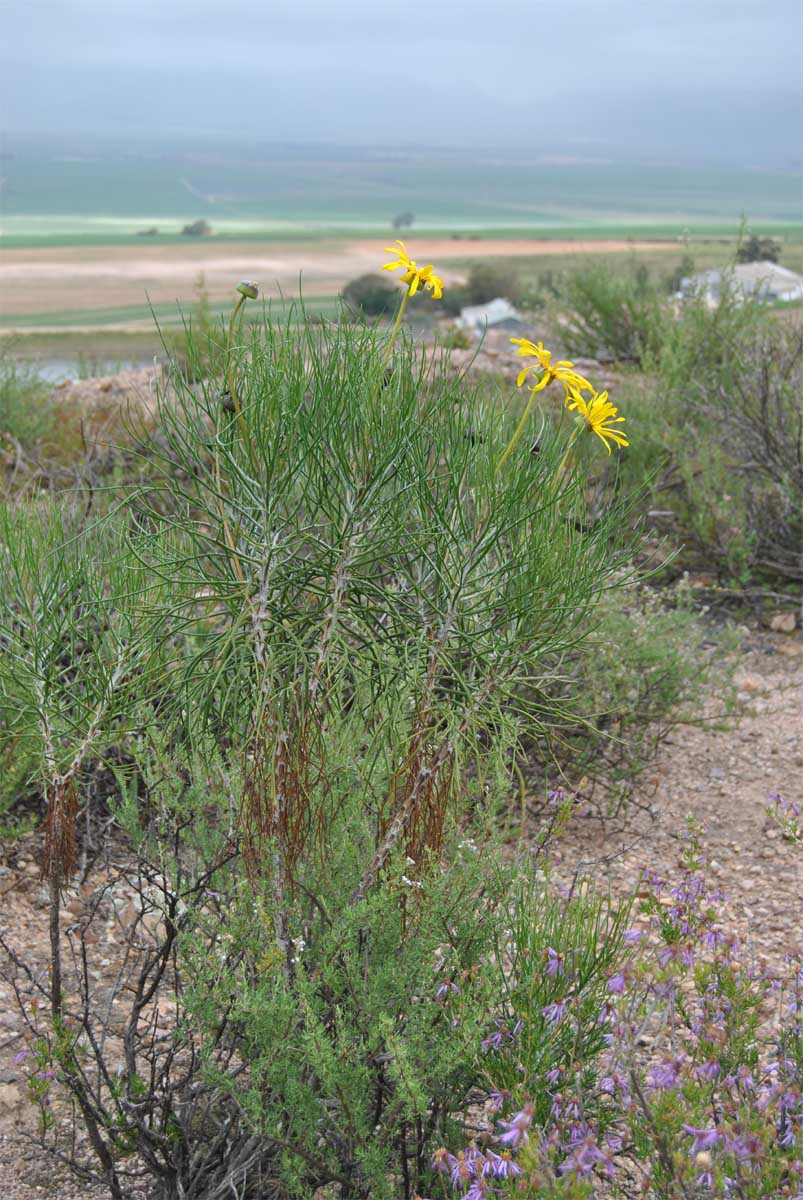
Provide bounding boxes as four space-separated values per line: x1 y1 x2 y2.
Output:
683 261 803 297
456 297 522 329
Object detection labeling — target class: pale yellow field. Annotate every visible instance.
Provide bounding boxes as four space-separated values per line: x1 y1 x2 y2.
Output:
0 237 672 328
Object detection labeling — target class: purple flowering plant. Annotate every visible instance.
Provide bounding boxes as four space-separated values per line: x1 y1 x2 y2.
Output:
768 792 802 844
481 860 631 1131
419 819 803 1199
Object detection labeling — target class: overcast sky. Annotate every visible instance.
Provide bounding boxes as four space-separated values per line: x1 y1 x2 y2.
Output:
3 0 802 164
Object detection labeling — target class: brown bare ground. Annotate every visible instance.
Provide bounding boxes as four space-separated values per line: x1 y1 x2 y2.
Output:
0 237 672 327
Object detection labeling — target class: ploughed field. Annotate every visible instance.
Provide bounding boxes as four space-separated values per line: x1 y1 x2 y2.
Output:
0 237 674 331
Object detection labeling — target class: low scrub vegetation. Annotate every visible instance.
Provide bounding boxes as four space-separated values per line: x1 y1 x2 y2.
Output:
0 251 797 1199
555 259 803 588
0 352 59 447
561 260 667 365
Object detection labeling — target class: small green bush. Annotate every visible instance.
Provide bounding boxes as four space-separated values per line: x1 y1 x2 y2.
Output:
736 232 781 263
440 262 526 317
341 271 400 316
562 260 668 364
0 354 57 446
623 293 803 585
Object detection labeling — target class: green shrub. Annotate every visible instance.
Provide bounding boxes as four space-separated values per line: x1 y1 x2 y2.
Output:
439 262 525 317
0 301 644 1199
341 271 400 316
736 232 781 263
623 293 803 585
0 501 166 889
562 260 668 364
0 354 57 446
0 697 39 837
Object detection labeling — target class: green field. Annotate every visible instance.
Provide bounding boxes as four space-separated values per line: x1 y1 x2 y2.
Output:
3 139 802 246
3 138 801 366
0 295 341 330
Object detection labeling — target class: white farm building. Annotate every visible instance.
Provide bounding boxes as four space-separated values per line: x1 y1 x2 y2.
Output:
678 261 803 306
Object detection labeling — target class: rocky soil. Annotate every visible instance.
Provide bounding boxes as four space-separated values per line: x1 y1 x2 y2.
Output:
554 627 803 972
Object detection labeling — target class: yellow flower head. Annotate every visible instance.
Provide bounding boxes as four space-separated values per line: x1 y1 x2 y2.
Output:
382 240 444 299
566 388 629 454
510 337 592 398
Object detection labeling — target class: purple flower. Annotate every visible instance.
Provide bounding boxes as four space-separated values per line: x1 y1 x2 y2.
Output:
724 1132 761 1162
448 1149 478 1188
545 946 565 977
682 1124 721 1155
646 1056 686 1092
435 980 460 1002
771 792 800 816
431 1147 455 1175
607 972 627 995
558 1135 608 1179
497 1104 534 1149
12 1048 32 1066
483 1150 521 1179
735 1065 755 1091
542 998 569 1025
481 1018 522 1053
695 1060 720 1083
464 1183 490 1200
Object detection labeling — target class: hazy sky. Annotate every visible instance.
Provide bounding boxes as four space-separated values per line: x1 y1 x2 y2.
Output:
3 0 802 164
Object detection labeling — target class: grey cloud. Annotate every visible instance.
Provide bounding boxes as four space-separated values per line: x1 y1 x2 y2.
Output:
3 0 801 163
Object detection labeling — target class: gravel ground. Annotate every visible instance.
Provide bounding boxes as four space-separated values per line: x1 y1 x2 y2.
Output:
1 628 800 1198
552 627 803 973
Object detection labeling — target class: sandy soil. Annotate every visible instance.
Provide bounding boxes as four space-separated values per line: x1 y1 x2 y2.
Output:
0 237 673 325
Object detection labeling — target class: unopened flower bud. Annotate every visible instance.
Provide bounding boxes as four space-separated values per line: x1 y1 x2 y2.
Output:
236 280 259 299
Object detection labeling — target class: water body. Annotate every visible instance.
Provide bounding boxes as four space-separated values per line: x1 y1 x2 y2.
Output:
20 357 154 383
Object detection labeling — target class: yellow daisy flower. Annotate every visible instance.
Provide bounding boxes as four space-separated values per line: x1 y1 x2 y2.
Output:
510 337 592 398
566 388 629 454
382 241 444 299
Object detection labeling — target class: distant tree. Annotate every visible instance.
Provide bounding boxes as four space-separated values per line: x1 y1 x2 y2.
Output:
736 234 781 264
666 254 696 293
137 226 159 237
181 219 212 237
341 273 399 317
392 211 415 232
